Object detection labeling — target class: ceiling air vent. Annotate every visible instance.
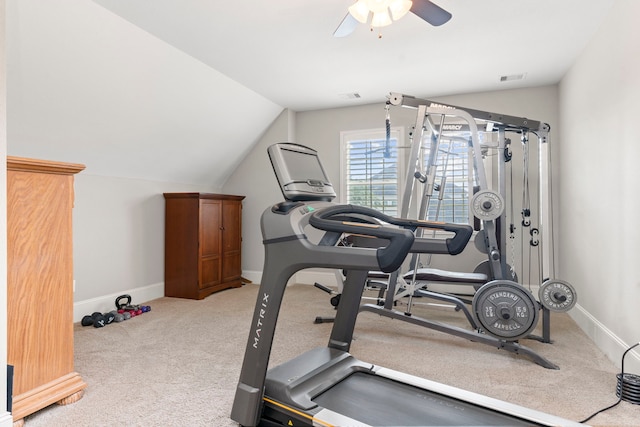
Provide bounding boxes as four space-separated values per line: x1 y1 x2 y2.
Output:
500 73 527 82
339 92 362 99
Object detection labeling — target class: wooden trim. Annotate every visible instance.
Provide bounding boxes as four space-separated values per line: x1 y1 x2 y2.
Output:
163 192 245 201
11 372 87 421
7 156 85 175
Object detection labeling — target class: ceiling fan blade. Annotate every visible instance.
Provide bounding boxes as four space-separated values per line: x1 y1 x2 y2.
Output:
411 0 452 26
333 13 359 37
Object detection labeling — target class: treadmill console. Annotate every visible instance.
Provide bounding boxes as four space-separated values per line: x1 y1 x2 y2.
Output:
268 142 336 202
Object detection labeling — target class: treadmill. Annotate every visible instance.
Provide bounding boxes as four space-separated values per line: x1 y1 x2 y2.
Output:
230 142 584 427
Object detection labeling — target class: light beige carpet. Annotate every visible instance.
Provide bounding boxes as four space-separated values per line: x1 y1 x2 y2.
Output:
21 284 639 426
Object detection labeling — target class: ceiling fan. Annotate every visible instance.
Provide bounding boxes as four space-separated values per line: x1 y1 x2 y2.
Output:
334 0 452 37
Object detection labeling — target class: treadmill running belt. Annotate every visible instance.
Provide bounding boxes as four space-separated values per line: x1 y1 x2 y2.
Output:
312 372 542 426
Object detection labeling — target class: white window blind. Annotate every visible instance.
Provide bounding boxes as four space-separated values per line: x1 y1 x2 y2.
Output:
341 131 399 216
423 137 470 224
341 128 471 223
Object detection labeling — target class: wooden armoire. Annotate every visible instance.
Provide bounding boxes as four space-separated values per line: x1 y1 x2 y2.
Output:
163 193 245 299
6 156 87 426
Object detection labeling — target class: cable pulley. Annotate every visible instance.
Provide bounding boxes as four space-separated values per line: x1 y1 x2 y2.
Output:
471 189 504 221
521 208 531 227
504 146 512 162
538 279 577 312
472 280 538 341
529 227 539 246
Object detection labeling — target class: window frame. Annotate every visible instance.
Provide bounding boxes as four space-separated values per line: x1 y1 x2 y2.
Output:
420 134 474 225
340 127 405 216
340 126 490 226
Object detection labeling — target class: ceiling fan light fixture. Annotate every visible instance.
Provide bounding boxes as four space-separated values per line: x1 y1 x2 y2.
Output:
389 0 413 20
365 0 391 13
371 10 393 27
335 0 452 38
348 0 370 23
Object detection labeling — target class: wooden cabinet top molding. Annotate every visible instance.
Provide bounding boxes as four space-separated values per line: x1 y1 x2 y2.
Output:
163 192 245 201
7 156 86 175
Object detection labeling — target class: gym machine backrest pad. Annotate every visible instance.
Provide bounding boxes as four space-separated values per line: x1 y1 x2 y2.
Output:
230 143 585 427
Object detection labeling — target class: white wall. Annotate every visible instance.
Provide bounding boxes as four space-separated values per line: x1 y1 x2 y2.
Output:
559 0 640 373
4 0 282 321
222 109 295 282
71 174 214 319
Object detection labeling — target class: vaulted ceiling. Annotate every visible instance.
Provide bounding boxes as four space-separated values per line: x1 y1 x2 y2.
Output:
5 0 615 186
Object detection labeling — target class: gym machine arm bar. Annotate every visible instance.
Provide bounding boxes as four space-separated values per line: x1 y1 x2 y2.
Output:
388 92 549 133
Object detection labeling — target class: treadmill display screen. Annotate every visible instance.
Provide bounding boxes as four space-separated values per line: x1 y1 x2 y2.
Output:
280 148 328 183
268 143 336 202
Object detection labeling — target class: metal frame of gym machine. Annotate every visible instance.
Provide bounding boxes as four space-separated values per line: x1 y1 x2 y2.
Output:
359 92 563 369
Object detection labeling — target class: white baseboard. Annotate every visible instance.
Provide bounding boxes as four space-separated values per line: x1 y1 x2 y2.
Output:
73 282 164 323
294 270 341 288
241 270 262 285
0 412 13 427
570 304 640 374
242 270 342 288
73 271 263 323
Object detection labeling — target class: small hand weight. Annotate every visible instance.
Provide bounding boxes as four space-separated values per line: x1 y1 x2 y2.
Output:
91 312 106 328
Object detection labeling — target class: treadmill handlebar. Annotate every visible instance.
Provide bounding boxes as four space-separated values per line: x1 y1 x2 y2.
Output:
309 205 473 271
309 205 414 273
437 222 473 255
390 216 472 255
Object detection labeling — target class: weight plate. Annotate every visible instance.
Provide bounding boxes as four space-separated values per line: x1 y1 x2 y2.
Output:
538 279 577 312
617 383 640 394
471 190 505 221
474 230 489 254
618 373 640 386
472 280 538 341
616 384 640 396
472 260 518 290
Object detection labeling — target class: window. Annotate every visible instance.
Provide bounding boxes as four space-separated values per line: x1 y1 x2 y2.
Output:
340 127 472 224
422 136 471 224
341 129 401 216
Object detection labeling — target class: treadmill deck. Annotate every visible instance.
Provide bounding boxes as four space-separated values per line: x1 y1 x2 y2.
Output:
312 371 541 426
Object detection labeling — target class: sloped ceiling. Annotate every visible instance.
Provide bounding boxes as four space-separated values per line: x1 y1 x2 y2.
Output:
6 0 283 186
5 0 615 186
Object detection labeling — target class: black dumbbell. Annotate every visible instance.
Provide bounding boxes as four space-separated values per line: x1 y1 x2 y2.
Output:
81 315 94 327
103 311 116 325
91 312 106 328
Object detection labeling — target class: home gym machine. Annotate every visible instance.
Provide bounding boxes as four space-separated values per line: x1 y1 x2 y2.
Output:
230 142 585 427
350 93 577 369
